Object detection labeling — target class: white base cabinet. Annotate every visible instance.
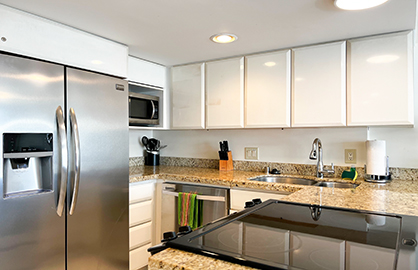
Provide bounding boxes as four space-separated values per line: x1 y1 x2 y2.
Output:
346 242 395 270
290 232 345 270
230 189 289 212
129 181 155 270
347 31 413 126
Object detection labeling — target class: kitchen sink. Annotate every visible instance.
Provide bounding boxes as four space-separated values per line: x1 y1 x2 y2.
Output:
314 182 359 189
249 176 318 186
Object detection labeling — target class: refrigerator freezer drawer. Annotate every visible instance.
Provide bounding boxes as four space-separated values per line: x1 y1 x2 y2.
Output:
129 243 152 270
129 200 152 228
130 222 152 250
130 181 155 204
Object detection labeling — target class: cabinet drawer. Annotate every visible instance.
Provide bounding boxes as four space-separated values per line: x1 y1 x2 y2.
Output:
130 181 155 204
129 243 151 270
129 200 152 227
230 189 289 211
130 222 152 250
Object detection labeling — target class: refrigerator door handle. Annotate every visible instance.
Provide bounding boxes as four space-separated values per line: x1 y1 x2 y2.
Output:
69 108 81 216
56 106 68 217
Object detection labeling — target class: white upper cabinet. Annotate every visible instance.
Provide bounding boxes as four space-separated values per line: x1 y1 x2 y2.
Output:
292 41 347 127
245 50 291 128
128 56 166 88
0 5 128 78
206 57 244 129
347 31 413 126
171 63 205 129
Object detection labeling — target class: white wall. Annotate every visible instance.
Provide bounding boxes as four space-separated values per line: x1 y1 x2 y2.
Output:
154 128 368 167
129 129 153 157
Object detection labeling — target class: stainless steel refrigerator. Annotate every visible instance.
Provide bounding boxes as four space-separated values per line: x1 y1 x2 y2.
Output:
0 53 129 269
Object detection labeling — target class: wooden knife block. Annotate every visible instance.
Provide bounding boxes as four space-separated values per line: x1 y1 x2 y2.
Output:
219 151 233 171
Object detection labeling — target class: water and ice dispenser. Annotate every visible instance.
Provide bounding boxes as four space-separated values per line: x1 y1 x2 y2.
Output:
3 133 53 198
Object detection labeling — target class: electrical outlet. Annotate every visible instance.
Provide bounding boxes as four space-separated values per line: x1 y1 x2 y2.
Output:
245 147 259 160
345 149 357 164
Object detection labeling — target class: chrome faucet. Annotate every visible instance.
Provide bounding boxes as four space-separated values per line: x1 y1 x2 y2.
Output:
309 138 335 178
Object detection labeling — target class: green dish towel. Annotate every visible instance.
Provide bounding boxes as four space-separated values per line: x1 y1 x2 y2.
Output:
178 192 203 230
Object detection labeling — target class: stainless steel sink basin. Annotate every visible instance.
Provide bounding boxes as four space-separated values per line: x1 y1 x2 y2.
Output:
314 182 359 189
249 176 318 186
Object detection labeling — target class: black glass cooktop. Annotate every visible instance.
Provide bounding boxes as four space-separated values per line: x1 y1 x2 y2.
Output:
166 200 402 270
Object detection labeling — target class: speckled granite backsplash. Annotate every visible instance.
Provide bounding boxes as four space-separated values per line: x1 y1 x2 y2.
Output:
129 156 418 180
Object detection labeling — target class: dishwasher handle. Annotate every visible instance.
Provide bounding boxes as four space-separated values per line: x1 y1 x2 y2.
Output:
162 190 225 202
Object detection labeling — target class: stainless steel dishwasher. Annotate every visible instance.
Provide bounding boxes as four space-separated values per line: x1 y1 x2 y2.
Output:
160 182 229 239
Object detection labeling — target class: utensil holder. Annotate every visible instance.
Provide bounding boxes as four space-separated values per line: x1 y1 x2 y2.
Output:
145 150 160 166
219 151 233 171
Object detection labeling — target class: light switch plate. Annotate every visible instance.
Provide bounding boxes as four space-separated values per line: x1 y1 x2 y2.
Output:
345 149 357 164
245 147 259 160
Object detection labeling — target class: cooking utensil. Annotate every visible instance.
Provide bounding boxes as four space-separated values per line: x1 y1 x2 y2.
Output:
142 136 149 146
149 138 158 151
142 136 151 151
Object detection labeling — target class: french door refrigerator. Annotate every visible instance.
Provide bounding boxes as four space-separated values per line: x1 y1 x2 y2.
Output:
0 53 129 269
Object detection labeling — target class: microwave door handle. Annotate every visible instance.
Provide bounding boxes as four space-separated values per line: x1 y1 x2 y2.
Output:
56 106 67 217
150 100 156 119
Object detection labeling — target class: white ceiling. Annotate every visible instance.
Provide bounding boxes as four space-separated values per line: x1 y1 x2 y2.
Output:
0 0 415 66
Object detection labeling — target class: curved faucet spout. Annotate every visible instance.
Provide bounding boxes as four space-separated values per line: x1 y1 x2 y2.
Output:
309 138 333 178
309 138 321 160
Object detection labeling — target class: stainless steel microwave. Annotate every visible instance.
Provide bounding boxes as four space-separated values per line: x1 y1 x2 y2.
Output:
129 92 159 126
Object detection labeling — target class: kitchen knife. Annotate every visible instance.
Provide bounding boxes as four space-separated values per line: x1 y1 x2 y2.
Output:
224 141 229 152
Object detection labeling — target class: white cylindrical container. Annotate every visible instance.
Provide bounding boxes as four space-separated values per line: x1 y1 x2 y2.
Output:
366 140 387 176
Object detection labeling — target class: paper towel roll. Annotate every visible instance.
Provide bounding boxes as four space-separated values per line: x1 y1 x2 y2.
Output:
366 140 387 175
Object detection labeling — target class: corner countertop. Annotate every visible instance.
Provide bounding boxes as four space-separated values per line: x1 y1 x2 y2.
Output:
134 165 418 270
130 165 418 217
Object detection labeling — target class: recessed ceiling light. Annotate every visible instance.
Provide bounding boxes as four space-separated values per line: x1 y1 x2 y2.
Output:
210 33 237 44
334 0 389 10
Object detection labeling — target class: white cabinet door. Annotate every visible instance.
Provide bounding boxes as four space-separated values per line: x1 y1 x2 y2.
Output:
206 57 244 129
129 200 153 227
171 63 205 129
129 222 152 250
290 232 345 270
129 181 155 204
0 5 128 78
128 56 166 88
129 243 151 270
245 50 291 128
347 31 413 126
346 242 396 270
292 41 346 127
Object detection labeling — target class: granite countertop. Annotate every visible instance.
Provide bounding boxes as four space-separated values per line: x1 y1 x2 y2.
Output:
148 248 258 270
134 165 418 269
130 165 418 217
